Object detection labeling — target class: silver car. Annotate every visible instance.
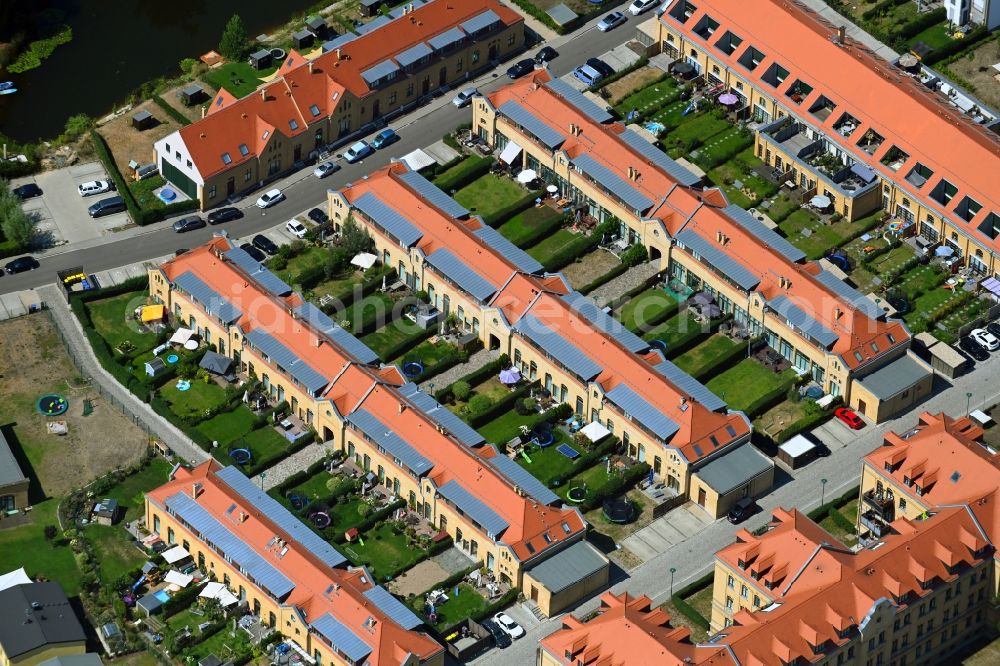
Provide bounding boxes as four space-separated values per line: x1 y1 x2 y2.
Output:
451 87 478 108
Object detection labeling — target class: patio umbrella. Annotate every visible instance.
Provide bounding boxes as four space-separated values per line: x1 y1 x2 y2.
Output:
935 245 955 257
702 303 722 318
671 61 694 75
718 93 739 106
546 184 559 194
898 53 918 68
499 367 521 384
516 169 537 184
810 194 832 208
690 291 713 306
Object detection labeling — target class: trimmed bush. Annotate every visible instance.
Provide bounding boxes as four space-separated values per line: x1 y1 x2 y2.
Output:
482 190 542 228
579 262 628 295
433 156 494 193
579 461 649 512
588 57 650 93
152 95 191 126
924 25 989 65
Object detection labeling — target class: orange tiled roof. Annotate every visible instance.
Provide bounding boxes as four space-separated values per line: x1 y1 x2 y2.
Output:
486 69 909 370
146 461 442 665
662 0 1000 253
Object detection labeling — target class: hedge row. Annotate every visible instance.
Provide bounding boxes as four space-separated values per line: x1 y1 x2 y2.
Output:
332 498 408 544
377 325 437 364
439 588 521 639
806 486 861 523
409 565 478 603
579 262 628 295
465 381 539 428
743 377 799 420
562 436 620 487
671 596 711 631
896 7 947 41
432 155 495 193
625 298 680 335
860 0 909 20
691 336 757 382
435 354 510 403
152 94 191 126
773 400 840 445
542 219 618 272
161 581 203 617
579 461 650 512
661 312 727 358
507 0 565 34
924 25 991 65
482 190 541 228
273 456 332 496
509 210 566 249
408 344 472 384
588 57 650 94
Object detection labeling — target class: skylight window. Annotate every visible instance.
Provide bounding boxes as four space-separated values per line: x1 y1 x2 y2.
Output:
221 152 232 165
238 144 249 156
309 104 320 117
289 119 299 131
262 130 270 140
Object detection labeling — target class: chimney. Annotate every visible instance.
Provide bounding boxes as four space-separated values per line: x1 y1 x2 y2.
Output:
260 89 267 102
308 61 314 73
314 337 322 348
336 48 342 60
201 105 207 120
834 307 843 319
837 26 846 45
398 402 406 414
191 482 203 499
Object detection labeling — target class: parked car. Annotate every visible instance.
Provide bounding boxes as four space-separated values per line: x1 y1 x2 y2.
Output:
313 161 341 178
12 183 42 200
78 179 113 197
255 188 285 209
834 407 865 430
207 206 242 225
629 0 659 15
307 208 329 225
587 58 615 79
986 321 1000 340
727 497 757 524
4 256 39 274
285 219 308 239
506 58 536 79
87 195 126 218
481 619 512 649
371 128 400 149
451 87 478 108
172 215 205 233
573 64 604 87
240 243 266 262
598 11 627 31
960 335 990 361
535 46 558 64
970 328 999 351
492 612 524 640
344 140 373 163
252 234 279 256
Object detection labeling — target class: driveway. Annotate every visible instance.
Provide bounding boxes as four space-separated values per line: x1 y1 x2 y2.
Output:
15 161 129 246
621 502 714 563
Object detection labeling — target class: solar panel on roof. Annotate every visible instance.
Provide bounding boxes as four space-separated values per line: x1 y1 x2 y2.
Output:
768 294 839 348
397 169 469 218
428 26 465 51
497 101 566 150
473 225 544 274
174 272 241 324
356 14 392 34
812 269 883 319
652 356 727 411
353 192 423 247
293 302 380 364
674 229 760 292
723 205 807 263
561 291 649 353
398 383 484 447
425 248 497 303
394 41 432 68
514 314 602 381
438 480 508 538
544 78 613 124
488 453 559 505
223 247 293 296
363 586 424 629
311 613 371 663
165 493 295 598
322 33 357 52
619 128 701 187
605 383 680 441
461 9 501 35
361 59 400 85
215 466 347 568
244 329 330 394
348 409 434 476
572 153 654 213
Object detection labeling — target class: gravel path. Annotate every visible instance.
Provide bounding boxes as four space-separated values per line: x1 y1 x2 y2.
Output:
252 441 330 490
588 262 660 307
40 284 209 466
419 348 498 392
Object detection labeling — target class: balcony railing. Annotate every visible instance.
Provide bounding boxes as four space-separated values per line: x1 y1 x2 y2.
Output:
862 489 895 521
860 510 891 538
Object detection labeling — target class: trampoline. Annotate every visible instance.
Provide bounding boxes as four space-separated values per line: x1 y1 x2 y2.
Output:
36 393 68 416
531 425 555 447
826 253 850 271
566 486 587 503
176 379 191 391
402 361 424 378
230 448 252 465
158 188 177 203
288 493 308 510
556 443 580 460
650 339 667 351
309 511 331 529
602 497 638 524
166 354 179 364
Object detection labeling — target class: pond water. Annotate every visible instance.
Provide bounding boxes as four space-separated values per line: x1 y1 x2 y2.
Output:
0 0 321 142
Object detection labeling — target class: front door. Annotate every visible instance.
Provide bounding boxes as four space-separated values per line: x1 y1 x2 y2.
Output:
372 99 380 119
531 586 539 602
698 488 707 506
226 177 235 196
422 77 430 95
858 399 867 415
489 44 498 60
439 66 447 88
293 144 302 162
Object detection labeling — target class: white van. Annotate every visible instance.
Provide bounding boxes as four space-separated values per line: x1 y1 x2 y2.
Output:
78 179 113 197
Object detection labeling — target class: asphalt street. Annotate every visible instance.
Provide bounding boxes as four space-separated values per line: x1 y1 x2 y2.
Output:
1 13 641 295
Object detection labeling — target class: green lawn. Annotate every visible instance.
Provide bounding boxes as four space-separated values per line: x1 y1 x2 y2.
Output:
613 78 679 117
291 471 336 502
362 317 430 361
895 263 947 300
448 376 511 415
87 524 146 583
413 582 487 631
707 148 777 208
0 501 82 595
327 496 369 533
778 208 856 259
159 379 229 420
101 457 174 519
692 127 754 170
662 111 731 153
497 205 564 247
648 99 693 132
902 287 961 332
615 287 678 333
557 462 616 504
516 432 576 486
706 359 797 414
196 405 257 446
200 61 277 98
307 272 363 306
212 424 290 474
273 246 331 284
673 335 741 379
87 291 160 354
343 522 429 580
907 22 954 49
765 193 800 222
346 293 395 335
128 175 167 212
453 175 527 219
847 243 916 294
643 310 711 354
526 228 579 264
182 624 253 663
477 411 539 445
392 339 463 381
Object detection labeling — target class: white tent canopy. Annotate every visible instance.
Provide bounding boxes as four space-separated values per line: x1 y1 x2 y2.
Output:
163 570 193 588
161 545 190 564
200 581 239 607
499 141 523 165
580 421 611 442
400 149 436 172
0 567 32 592
351 252 378 270
169 328 195 345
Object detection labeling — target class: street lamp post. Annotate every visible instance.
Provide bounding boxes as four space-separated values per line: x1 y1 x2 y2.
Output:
260 471 266 491
670 567 676 597
966 392 973 417
821 478 828 506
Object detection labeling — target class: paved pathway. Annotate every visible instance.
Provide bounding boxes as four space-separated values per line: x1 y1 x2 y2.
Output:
39 284 209 466
588 261 660 307
252 441 330 490
621 502 712 562
418 348 498 392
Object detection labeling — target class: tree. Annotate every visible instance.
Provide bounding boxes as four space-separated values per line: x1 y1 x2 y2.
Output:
219 14 248 62
341 214 372 257
452 380 471 401
0 179 35 249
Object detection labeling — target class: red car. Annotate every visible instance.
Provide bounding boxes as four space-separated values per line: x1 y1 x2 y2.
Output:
835 407 864 430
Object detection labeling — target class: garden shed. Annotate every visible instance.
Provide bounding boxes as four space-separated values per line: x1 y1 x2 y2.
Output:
199 350 235 381
144 357 167 378
777 434 817 470
179 83 207 106
360 0 383 17
136 593 163 617
91 498 120 525
546 3 579 28
292 30 315 50
305 16 329 39
131 110 155 131
248 49 272 70
689 444 774 519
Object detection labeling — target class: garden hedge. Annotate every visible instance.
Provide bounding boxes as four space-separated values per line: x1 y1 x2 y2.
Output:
806 485 861 523
376 325 437 363
542 219 618 272
507 210 567 249
896 7 947 40
482 190 542 228
465 381 538 428
331 498 407 544
407 344 471 384
742 381 797 420
579 461 650 512
923 25 990 65
152 94 191 126
161 581 203 617
773 402 839 445
432 155 494 193
690 335 756 382
580 262 628 295
435 354 510 403
860 0 909 20
588 57 649 93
